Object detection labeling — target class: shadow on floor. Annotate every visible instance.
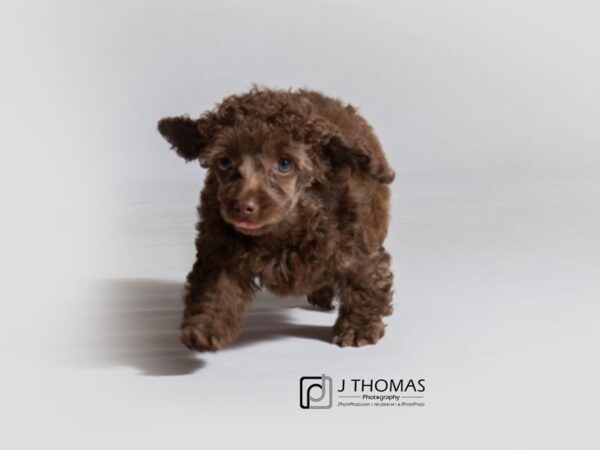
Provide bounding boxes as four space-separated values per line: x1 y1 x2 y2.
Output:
79 279 333 376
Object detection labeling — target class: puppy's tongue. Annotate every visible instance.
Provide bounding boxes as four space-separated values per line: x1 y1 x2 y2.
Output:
233 220 264 230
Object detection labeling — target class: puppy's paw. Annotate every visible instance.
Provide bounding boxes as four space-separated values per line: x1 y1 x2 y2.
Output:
307 286 336 311
332 317 385 347
179 315 228 352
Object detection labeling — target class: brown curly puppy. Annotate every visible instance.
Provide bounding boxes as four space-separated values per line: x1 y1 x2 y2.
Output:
157 87 394 350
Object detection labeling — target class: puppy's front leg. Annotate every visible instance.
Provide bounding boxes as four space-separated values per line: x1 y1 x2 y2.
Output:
179 258 252 352
333 248 394 347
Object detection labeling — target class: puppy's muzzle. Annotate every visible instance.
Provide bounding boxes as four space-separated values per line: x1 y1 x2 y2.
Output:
233 199 258 218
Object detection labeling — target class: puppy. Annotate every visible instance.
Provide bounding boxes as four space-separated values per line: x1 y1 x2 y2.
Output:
158 87 394 350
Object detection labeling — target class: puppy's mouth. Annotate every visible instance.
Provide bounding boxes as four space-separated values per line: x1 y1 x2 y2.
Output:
221 203 281 235
232 220 265 231
229 219 272 235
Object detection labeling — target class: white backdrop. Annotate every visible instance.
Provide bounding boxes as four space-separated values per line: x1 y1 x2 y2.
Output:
1 0 599 448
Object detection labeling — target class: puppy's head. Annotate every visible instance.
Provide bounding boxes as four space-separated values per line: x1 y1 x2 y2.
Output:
158 89 392 236
212 120 318 235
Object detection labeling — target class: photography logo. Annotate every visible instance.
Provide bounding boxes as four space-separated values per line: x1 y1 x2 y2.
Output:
299 374 333 409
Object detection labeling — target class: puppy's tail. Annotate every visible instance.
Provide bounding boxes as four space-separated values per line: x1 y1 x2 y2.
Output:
374 167 395 184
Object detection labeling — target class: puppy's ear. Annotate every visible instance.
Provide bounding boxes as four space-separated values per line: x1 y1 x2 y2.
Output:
311 118 395 184
157 116 212 162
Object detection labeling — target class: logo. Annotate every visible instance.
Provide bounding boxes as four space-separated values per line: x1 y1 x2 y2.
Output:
299 374 333 409
299 375 426 409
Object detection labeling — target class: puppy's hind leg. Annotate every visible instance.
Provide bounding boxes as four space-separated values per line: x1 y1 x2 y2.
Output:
307 285 336 311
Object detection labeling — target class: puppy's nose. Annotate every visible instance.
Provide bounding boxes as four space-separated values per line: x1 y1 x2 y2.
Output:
234 199 258 216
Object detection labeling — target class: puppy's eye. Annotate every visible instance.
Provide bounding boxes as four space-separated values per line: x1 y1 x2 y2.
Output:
276 157 293 173
217 156 233 171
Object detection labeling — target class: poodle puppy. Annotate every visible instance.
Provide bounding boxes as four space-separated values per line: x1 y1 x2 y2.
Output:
157 87 395 350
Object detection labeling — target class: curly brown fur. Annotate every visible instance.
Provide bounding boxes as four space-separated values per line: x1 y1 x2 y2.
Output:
158 87 395 350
